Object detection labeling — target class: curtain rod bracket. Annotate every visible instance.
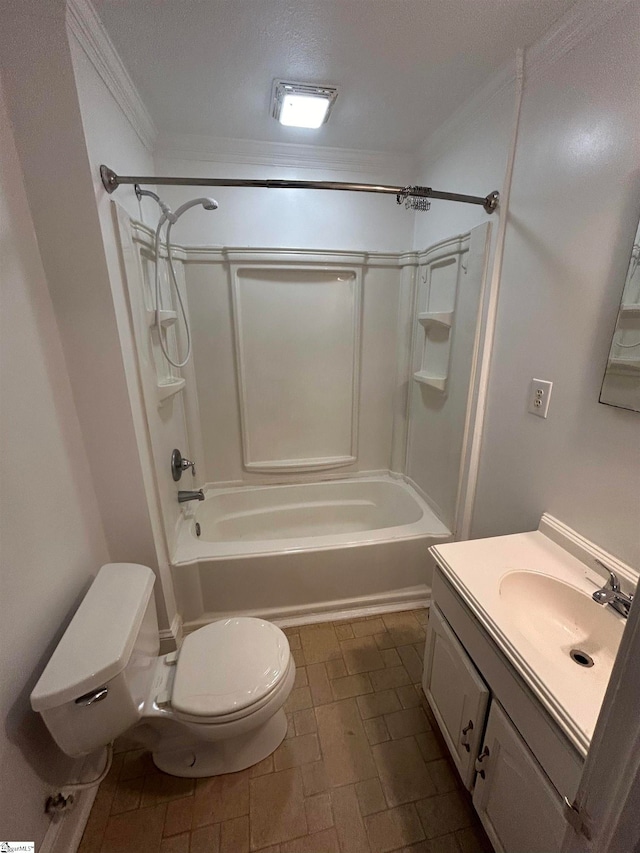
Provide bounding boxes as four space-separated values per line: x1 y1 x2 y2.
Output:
100 165 119 194
483 190 500 214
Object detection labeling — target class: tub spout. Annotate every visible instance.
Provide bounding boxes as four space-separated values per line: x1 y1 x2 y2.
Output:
178 489 205 503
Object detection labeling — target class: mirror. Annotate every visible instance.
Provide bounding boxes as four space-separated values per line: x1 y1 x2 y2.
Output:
600 218 640 412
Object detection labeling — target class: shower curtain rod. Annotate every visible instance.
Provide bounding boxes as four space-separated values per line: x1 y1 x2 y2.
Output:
100 165 500 214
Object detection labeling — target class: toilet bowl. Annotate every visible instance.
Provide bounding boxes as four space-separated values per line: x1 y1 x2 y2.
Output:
30 563 295 777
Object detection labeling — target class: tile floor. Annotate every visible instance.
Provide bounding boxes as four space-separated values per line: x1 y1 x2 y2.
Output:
79 609 493 853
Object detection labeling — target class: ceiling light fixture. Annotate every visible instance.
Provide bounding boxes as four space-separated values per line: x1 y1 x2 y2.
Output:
272 81 338 129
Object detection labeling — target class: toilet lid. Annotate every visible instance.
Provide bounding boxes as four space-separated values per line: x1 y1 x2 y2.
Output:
171 617 291 717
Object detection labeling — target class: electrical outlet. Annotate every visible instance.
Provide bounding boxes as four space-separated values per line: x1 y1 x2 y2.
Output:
528 378 553 418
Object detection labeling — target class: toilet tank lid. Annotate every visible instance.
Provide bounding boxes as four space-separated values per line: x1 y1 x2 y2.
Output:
31 563 155 712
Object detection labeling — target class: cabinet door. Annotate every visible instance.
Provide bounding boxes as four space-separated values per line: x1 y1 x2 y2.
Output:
422 604 489 789
473 701 567 853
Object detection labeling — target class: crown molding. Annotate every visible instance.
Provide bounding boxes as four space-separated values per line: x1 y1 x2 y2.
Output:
66 0 157 151
525 0 636 80
155 132 414 179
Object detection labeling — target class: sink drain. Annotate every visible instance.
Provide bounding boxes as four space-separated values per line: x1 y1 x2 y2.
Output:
570 649 594 668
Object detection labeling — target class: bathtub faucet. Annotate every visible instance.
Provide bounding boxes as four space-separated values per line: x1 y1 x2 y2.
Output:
178 489 205 503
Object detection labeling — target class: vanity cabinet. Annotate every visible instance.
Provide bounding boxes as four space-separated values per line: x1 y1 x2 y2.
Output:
423 566 583 853
472 701 567 853
422 604 489 788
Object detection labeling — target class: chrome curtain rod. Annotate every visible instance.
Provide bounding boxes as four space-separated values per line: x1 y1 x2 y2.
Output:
100 165 500 214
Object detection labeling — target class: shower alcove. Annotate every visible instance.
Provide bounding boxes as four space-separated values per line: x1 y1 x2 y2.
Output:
114 202 492 631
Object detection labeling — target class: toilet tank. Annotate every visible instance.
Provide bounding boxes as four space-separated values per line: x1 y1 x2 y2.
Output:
31 563 160 756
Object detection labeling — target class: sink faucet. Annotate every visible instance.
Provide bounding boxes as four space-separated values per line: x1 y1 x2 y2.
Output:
178 489 205 504
592 560 634 618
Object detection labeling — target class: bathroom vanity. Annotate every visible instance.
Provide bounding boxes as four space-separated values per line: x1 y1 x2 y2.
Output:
422 514 636 853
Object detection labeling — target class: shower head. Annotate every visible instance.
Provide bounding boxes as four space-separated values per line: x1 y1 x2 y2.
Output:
170 197 219 221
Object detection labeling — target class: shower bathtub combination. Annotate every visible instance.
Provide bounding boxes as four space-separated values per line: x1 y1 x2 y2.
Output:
171 476 450 630
106 166 498 634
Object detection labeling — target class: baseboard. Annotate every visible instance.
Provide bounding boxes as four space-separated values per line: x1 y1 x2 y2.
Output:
273 596 432 630
182 588 432 634
159 612 183 653
39 784 98 853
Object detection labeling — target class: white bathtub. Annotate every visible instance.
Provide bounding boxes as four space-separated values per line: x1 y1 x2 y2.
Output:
171 476 450 629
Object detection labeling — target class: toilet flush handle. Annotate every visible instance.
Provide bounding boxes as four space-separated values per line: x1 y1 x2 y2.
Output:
75 686 108 706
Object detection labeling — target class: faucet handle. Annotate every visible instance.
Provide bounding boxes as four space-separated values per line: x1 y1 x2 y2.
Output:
171 448 196 481
181 458 196 476
594 559 620 592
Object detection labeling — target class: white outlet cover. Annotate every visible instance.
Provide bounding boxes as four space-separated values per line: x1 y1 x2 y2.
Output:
528 378 553 418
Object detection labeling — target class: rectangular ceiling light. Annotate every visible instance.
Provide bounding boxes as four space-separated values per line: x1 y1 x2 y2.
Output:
272 81 338 129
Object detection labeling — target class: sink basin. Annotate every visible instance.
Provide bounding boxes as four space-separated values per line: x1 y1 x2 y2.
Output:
433 526 637 751
499 571 625 669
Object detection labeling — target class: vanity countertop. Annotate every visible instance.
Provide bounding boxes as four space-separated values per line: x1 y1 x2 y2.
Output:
430 515 636 756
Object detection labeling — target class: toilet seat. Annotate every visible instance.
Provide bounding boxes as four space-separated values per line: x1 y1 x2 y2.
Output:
171 617 290 721
171 659 295 726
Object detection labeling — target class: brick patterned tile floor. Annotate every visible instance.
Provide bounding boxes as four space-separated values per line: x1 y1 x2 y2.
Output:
79 609 493 853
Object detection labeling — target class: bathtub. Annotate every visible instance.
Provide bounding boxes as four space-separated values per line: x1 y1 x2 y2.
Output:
171 476 450 630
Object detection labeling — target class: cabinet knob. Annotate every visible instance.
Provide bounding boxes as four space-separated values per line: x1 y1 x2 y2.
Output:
461 720 474 752
474 745 490 779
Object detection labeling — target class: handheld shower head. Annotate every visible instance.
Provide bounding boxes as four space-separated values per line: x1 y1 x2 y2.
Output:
150 193 219 369
170 197 219 221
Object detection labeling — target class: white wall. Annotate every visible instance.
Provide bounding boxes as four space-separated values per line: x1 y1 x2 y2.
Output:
67 19 189 627
473 1 640 565
66 31 156 225
0 75 110 846
415 1 640 565
412 75 514 251
0 1 161 600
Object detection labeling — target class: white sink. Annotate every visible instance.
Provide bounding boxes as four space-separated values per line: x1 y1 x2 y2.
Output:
430 523 636 752
499 570 624 671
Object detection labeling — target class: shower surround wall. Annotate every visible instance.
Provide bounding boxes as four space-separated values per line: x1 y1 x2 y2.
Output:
112 191 496 584
185 249 408 486
113 215 479 628
406 223 492 530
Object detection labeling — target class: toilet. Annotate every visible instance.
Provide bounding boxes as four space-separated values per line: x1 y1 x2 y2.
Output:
30 563 295 777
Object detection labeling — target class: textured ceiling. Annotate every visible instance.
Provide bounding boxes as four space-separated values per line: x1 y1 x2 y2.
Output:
93 0 577 154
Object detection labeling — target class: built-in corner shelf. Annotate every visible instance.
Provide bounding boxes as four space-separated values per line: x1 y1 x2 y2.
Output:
157 377 186 405
148 309 178 328
413 372 447 392
417 311 454 329
414 313 452 393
